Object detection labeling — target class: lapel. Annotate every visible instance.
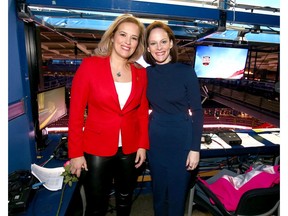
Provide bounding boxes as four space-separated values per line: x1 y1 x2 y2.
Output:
122 64 137 111
104 57 139 112
103 56 122 107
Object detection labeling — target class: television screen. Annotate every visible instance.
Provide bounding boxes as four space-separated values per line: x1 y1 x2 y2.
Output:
37 86 67 130
194 46 248 79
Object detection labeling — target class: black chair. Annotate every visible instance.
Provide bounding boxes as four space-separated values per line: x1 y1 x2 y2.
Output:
194 169 280 216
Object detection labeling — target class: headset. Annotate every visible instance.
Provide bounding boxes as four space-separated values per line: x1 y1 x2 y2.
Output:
53 136 69 160
201 134 212 145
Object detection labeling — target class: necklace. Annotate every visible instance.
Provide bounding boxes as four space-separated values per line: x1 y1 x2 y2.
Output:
116 72 121 77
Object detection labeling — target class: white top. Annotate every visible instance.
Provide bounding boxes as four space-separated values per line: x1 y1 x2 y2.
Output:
114 81 132 147
114 81 132 109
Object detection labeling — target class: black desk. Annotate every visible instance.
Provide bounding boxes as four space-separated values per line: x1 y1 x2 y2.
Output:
16 134 78 216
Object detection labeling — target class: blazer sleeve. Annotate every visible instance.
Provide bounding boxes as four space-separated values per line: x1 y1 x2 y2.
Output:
186 67 204 151
136 67 150 150
68 58 91 158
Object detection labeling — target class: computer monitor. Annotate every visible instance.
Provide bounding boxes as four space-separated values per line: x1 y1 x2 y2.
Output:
35 86 67 149
194 45 248 79
37 86 67 130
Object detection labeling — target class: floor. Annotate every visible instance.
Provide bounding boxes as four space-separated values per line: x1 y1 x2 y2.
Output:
76 176 212 216
106 193 212 216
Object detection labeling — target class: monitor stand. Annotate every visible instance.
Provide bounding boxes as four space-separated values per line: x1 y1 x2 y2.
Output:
36 128 49 150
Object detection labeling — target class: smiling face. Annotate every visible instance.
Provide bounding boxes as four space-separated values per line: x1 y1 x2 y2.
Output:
147 27 173 65
111 22 140 60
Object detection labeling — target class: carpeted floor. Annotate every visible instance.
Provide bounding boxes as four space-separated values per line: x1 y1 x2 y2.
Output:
76 182 212 216
106 193 212 216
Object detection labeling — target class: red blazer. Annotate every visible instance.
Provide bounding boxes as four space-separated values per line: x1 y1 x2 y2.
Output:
68 56 149 158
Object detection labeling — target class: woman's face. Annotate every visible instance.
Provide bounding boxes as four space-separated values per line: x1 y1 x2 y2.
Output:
147 27 173 65
111 22 140 60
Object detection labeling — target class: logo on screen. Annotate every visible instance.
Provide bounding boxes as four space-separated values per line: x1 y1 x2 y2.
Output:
202 56 210 66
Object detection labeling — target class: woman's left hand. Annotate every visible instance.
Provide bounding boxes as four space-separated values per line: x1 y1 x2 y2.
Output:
186 151 199 170
135 148 146 168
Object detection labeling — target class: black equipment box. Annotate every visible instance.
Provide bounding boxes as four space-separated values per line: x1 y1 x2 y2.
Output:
217 131 242 145
8 170 37 215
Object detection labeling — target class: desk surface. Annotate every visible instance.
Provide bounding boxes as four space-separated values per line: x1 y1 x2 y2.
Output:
16 134 75 216
15 129 280 215
200 129 280 158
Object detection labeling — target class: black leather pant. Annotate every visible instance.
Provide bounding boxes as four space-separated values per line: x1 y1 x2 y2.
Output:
82 148 138 216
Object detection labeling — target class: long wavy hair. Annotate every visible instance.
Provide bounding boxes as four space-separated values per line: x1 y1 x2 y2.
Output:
144 21 178 66
94 14 145 63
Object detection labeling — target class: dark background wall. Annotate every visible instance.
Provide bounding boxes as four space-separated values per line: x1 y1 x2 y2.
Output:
8 0 36 173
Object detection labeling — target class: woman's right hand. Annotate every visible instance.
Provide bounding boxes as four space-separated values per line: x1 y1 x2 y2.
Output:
70 156 88 177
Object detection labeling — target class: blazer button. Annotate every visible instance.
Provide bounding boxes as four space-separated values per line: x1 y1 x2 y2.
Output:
119 113 123 116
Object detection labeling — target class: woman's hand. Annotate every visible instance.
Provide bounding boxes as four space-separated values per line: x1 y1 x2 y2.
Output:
135 148 146 168
70 156 88 177
186 151 199 171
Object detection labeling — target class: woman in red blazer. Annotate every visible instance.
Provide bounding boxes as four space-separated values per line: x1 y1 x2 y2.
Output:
68 14 149 216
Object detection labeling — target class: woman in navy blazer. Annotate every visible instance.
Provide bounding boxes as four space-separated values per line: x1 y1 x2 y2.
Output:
68 14 149 216
144 21 203 216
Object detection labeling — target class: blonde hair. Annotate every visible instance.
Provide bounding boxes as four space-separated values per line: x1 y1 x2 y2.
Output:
94 14 145 63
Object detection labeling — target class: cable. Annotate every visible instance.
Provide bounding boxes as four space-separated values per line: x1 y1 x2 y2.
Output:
39 155 54 167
